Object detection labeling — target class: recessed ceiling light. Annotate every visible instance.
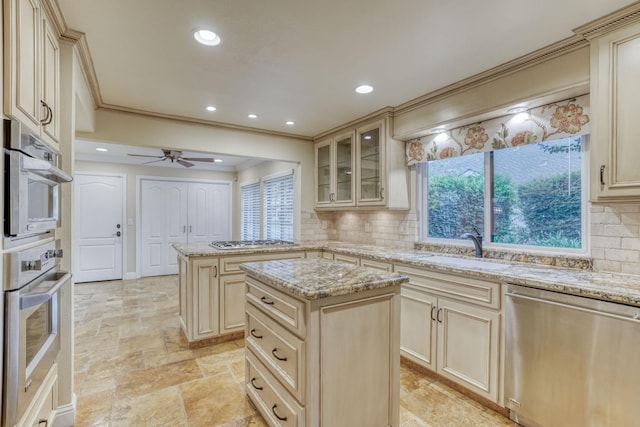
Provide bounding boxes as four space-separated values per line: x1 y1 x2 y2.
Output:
507 106 528 114
205 105 217 112
248 114 257 119
214 159 223 163
95 148 108 152
286 121 295 126
194 29 221 46
355 85 374 94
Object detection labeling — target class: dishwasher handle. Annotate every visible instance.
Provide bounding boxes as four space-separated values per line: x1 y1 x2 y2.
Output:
506 289 640 323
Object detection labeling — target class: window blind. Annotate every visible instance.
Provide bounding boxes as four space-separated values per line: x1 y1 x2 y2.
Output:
241 182 260 240
263 173 294 241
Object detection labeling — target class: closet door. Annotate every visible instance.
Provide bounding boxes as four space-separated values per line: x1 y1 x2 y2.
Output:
188 182 232 243
141 180 188 277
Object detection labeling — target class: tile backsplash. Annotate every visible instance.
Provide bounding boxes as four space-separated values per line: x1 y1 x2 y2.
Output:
591 203 640 275
303 203 640 276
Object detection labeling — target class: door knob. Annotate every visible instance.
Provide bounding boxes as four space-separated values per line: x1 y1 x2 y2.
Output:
116 231 121 237
116 224 121 229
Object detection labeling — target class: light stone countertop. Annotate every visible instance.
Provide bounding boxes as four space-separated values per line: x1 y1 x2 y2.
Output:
172 241 640 307
239 258 409 300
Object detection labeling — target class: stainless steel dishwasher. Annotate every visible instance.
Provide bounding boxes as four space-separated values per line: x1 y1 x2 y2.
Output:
505 284 640 427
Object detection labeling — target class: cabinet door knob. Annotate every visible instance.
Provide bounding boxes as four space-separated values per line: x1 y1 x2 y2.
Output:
600 165 605 186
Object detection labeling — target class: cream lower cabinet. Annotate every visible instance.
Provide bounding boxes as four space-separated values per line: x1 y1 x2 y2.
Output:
17 363 58 427
178 251 305 344
245 276 400 426
396 265 501 403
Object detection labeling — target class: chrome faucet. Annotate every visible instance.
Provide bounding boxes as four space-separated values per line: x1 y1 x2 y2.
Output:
461 227 483 258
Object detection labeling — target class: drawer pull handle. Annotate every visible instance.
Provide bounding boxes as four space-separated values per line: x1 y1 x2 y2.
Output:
272 348 288 361
437 308 443 323
250 377 263 390
272 404 288 421
38 420 48 427
430 305 436 321
250 328 263 339
260 296 275 305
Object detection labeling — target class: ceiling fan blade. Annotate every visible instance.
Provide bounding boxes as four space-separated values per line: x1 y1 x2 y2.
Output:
177 159 195 168
142 159 167 165
181 157 215 162
128 153 164 158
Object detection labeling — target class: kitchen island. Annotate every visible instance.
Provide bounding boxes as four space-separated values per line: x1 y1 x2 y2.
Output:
240 258 408 427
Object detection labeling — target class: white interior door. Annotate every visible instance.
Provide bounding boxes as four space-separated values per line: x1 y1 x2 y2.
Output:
74 174 124 283
188 182 232 243
141 180 188 277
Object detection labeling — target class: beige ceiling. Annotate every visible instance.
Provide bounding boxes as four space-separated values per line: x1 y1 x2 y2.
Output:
58 0 635 138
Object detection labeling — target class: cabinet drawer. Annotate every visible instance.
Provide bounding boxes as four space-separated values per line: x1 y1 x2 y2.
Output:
19 363 57 427
394 265 500 309
360 258 393 272
246 305 305 402
220 252 305 275
246 277 306 338
246 350 305 427
333 253 359 266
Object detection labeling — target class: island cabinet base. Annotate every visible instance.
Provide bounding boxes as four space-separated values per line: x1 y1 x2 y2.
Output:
245 276 401 427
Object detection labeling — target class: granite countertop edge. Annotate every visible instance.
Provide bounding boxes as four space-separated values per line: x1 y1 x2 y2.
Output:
240 259 409 300
173 242 640 307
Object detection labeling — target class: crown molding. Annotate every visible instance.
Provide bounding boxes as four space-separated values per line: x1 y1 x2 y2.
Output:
99 104 314 142
574 1 640 39
312 107 394 141
394 34 588 117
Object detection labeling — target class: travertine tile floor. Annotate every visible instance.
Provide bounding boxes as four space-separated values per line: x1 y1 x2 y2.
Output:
74 276 517 426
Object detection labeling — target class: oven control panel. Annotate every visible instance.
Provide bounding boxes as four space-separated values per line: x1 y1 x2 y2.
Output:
5 239 62 291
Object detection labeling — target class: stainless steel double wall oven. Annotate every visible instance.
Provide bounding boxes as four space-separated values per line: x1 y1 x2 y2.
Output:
2 118 73 426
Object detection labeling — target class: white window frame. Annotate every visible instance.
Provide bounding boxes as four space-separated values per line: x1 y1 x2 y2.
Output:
240 179 261 240
418 135 589 255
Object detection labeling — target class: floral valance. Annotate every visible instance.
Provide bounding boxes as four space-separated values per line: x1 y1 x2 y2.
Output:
406 95 590 165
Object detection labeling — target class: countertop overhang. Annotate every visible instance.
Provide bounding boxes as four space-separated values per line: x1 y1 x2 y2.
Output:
173 241 640 307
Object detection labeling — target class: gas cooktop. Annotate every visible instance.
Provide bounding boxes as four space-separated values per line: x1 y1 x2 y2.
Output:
209 239 296 250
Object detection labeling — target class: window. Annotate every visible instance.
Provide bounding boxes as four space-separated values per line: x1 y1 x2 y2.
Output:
420 136 585 250
241 182 260 240
263 174 294 241
240 171 294 241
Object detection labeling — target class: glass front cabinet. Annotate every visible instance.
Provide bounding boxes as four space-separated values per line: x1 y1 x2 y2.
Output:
356 120 385 206
314 131 356 207
314 115 409 210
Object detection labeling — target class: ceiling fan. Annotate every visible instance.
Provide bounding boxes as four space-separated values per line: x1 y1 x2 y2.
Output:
128 148 216 168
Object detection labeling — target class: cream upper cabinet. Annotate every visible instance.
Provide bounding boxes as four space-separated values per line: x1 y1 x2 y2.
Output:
590 22 640 201
4 0 60 145
314 113 409 210
314 131 356 208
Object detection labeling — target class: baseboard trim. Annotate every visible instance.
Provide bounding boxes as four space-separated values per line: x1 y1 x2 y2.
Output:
123 272 139 280
52 393 76 427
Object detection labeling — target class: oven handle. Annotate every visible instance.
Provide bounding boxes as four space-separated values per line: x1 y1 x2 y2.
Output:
21 155 73 183
20 272 71 310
